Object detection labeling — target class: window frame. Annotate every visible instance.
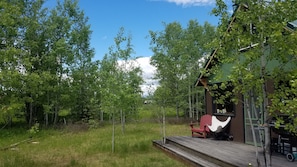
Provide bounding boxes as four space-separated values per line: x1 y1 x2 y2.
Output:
210 82 236 117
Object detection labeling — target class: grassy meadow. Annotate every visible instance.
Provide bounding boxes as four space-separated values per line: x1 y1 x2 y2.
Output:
0 120 191 167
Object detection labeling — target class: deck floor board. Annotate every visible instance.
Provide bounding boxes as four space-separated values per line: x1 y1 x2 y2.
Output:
155 136 297 167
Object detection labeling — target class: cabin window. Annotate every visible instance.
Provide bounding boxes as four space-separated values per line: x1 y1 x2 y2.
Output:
209 82 235 116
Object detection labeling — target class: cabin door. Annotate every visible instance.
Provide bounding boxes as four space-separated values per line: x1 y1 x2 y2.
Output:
244 94 264 145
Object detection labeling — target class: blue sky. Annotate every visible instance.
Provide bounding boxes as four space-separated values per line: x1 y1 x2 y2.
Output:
44 0 230 61
88 0 221 61
44 0 232 96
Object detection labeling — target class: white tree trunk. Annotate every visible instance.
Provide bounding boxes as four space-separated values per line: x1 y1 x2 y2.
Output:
162 106 166 144
121 109 125 134
259 6 271 165
112 111 115 153
261 42 271 167
188 84 192 118
245 95 261 166
196 91 199 121
100 110 104 122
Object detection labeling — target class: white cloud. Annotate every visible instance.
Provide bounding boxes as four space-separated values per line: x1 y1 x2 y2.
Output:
165 0 216 6
135 57 159 97
159 0 234 7
117 57 159 97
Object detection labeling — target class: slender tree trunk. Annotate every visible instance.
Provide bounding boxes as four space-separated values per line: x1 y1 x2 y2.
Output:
45 113 48 127
245 94 261 167
192 86 195 118
112 110 115 153
251 91 265 152
260 37 271 167
100 110 104 122
158 107 163 137
53 103 58 125
262 80 271 167
196 91 199 121
162 106 166 144
45 93 49 127
175 83 179 119
29 101 33 127
258 5 271 165
188 84 192 118
121 109 125 134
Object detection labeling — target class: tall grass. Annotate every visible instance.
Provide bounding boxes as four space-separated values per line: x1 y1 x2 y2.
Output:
0 122 190 167
138 103 184 120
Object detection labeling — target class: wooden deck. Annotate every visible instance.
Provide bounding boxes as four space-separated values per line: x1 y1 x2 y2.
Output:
153 136 297 167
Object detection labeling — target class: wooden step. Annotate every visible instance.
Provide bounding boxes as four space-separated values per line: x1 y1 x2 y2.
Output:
165 137 235 167
153 140 221 167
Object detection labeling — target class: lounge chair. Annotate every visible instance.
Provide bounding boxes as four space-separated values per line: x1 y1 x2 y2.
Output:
190 114 212 138
208 116 231 133
207 116 231 140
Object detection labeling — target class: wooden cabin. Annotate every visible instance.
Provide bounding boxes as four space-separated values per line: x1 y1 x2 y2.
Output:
194 7 297 144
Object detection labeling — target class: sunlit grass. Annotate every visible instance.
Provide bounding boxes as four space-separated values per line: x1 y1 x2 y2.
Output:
138 104 184 119
0 122 190 167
